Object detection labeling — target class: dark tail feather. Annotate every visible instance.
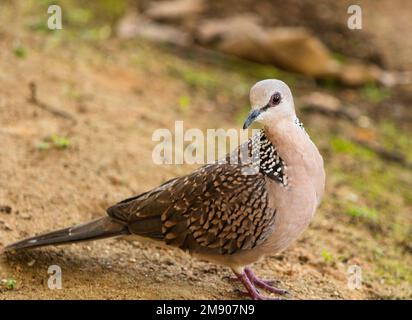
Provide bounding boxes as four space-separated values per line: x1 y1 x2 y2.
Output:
3 217 129 252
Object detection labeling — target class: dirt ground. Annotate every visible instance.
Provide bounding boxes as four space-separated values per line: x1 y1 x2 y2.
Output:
0 2 411 300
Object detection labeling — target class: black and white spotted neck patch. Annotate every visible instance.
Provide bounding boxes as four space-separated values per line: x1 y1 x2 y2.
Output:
247 130 288 186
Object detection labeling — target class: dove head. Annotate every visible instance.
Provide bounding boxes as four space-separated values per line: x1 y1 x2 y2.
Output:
243 79 296 129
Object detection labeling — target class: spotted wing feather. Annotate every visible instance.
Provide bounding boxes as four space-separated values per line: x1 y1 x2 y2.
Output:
107 133 279 255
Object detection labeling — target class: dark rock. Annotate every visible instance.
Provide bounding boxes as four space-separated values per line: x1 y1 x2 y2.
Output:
0 205 12 214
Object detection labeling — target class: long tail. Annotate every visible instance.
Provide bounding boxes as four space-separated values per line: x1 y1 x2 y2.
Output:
3 217 129 252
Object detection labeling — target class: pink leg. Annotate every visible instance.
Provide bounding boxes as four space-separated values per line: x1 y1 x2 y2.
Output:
236 271 280 300
232 267 288 300
244 267 288 295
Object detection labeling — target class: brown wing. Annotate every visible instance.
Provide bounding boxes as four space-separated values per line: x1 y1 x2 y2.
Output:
107 141 277 255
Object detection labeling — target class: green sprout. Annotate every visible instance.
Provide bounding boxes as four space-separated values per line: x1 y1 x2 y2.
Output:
37 141 51 150
321 249 334 264
13 45 27 59
38 135 71 150
346 206 378 221
50 134 71 149
179 95 190 111
3 279 17 290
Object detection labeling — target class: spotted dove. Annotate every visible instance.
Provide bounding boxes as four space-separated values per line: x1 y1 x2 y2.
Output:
4 79 325 300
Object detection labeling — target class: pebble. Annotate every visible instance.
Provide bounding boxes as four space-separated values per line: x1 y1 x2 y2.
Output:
20 213 32 220
0 205 12 214
162 257 175 266
1 222 12 231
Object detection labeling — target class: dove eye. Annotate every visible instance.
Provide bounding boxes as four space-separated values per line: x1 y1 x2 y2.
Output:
270 92 281 106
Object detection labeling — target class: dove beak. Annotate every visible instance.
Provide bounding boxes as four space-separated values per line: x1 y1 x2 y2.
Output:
243 109 262 129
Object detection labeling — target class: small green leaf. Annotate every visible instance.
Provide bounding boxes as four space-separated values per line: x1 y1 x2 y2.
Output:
3 279 16 290
321 249 334 264
51 135 71 149
179 95 190 110
13 45 27 59
37 141 51 150
346 206 378 220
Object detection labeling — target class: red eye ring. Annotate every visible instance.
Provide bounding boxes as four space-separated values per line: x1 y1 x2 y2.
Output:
270 92 281 105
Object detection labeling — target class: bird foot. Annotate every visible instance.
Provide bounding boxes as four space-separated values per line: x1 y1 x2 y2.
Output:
233 267 289 300
244 267 289 295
